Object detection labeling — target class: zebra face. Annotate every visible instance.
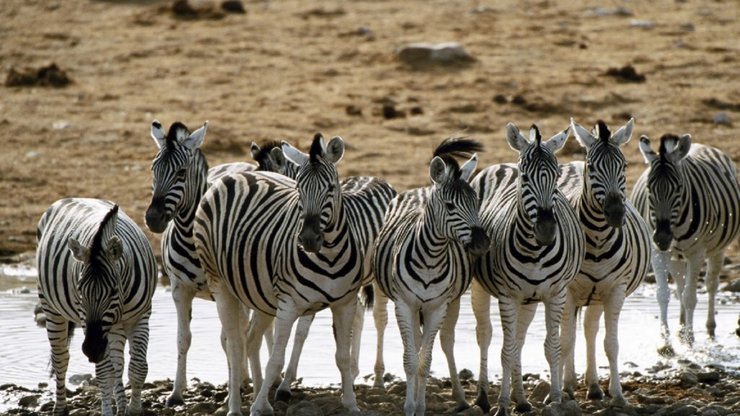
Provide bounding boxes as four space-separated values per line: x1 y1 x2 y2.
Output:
507 123 569 246
251 141 298 178
639 134 692 251
283 134 344 253
145 120 207 233
68 207 124 364
572 118 634 228
430 153 490 256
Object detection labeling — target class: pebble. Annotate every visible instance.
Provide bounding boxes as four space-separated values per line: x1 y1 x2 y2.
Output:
713 112 731 125
396 42 475 68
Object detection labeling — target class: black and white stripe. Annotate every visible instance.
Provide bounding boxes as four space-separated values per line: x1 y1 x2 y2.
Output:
37 198 157 416
194 133 395 416
631 132 740 351
557 118 651 406
374 138 489 415
471 123 585 415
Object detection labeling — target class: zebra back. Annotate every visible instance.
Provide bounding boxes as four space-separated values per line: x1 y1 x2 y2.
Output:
37 198 157 359
632 134 740 255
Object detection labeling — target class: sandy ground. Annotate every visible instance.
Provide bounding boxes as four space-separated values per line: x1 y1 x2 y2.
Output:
1 0 739 262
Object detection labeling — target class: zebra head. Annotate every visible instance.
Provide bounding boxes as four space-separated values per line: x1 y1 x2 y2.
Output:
145 120 208 233
251 140 299 179
638 133 692 251
507 123 569 246
571 118 634 227
282 133 343 253
430 138 490 256
67 205 124 364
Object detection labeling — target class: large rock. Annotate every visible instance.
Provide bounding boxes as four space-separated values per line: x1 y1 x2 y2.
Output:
397 42 475 68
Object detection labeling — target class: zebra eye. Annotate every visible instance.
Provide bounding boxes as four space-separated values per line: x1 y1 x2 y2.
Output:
444 201 455 211
520 173 529 182
176 168 187 179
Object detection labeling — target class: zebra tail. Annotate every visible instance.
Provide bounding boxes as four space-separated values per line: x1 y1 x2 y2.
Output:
360 284 375 311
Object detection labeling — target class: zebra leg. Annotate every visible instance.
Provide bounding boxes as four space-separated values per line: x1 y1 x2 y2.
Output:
560 293 578 400
95 355 116 416
651 250 674 355
439 297 469 411
240 305 253 386
415 303 449 416
603 289 627 407
253 304 298 416
213 286 245 416
246 310 274 396
125 313 151 416
330 297 361 413
395 301 420 416
167 282 197 407
45 312 71 416
705 252 724 339
277 314 315 400
583 304 603 400
680 253 704 345
496 297 519 416
512 303 537 411
471 281 492 413
350 297 365 381
106 327 128 416
372 284 389 389
543 294 565 407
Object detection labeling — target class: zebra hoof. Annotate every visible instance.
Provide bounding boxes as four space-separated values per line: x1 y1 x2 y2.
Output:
493 406 509 416
586 384 604 401
474 390 491 414
453 401 470 412
165 395 185 407
657 344 675 358
515 401 532 413
274 388 292 402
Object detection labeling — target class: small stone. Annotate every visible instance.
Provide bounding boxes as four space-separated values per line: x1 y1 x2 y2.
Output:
221 0 245 13
679 372 699 388
713 112 731 126
397 42 475 68
492 94 508 104
667 404 699 416
189 401 217 414
459 368 474 381
630 19 656 29
528 380 551 404
18 394 40 407
696 371 720 384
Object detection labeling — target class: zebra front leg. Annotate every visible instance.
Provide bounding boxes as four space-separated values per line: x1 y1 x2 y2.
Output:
471 281 492 413
394 301 420 416
330 296 361 414
350 297 365 381
603 289 627 407
705 252 724 339
543 295 565 408
106 327 128 416
245 310 273 396
512 303 537 411
125 313 151 416
680 254 704 345
95 355 116 416
414 303 449 416
277 314 315 400
45 312 72 416
560 293 578 401
583 304 604 400
252 305 299 416
439 297 469 411
496 297 520 416
651 250 674 355
372 285 389 389
213 286 245 416
168 282 197 407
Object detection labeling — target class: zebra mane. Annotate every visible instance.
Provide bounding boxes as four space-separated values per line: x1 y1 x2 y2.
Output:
253 140 283 168
658 134 680 161
309 133 324 162
165 122 190 148
433 137 483 176
88 205 119 261
530 124 542 146
596 120 611 141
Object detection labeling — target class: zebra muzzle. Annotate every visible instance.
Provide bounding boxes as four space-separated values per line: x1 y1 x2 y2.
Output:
603 193 626 228
465 226 491 257
81 323 108 364
298 215 323 253
145 204 170 233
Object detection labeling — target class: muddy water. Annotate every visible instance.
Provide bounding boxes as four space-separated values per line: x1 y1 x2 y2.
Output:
1 263 739 392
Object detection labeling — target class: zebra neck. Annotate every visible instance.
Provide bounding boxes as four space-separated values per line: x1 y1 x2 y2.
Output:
320 196 349 251
578 191 612 233
174 152 209 235
416 207 452 257
672 168 694 238
513 202 540 245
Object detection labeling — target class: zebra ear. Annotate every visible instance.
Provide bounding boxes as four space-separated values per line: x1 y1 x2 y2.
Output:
610 118 634 146
638 135 657 164
181 121 207 150
429 156 449 185
250 142 261 161
282 141 309 166
666 134 692 163
151 120 166 149
459 153 478 182
543 127 570 154
269 146 288 172
570 118 595 150
68 238 91 264
323 136 345 164
505 122 529 152
106 235 123 262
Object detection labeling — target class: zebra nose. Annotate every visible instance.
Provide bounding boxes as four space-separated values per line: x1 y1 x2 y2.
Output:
603 193 625 228
82 323 108 364
145 204 169 233
298 215 323 253
465 226 490 257
534 208 557 246
654 220 672 251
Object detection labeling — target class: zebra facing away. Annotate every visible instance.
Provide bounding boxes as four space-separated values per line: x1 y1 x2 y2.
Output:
631 133 740 353
471 123 585 416
374 138 490 416
557 119 651 406
37 198 157 416
194 133 395 416
145 120 261 406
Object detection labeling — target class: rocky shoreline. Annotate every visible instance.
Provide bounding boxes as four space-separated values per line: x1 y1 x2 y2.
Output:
3 361 740 416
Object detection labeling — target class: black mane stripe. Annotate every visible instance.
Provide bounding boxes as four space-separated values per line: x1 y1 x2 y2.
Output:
658 134 680 161
166 122 190 145
596 120 610 141
309 133 324 162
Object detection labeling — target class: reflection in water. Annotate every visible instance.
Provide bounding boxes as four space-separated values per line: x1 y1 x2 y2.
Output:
1 267 739 390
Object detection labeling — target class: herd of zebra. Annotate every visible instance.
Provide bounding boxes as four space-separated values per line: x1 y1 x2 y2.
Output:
33 116 740 416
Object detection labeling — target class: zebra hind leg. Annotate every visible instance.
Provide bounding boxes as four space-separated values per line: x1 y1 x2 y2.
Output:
471 282 492 414
277 314 315 401
705 252 724 339
439 298 469 411
372 285 389 389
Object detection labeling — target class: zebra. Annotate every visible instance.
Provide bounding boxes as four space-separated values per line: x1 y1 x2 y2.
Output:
471 123 585 415
374 138 489 416
37 198 157 416
631 132 740 353
194 133 396 416
145 120 262 406
557 118 651 406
